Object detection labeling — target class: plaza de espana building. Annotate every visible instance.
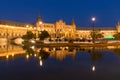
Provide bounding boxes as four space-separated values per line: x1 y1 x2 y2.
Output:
0 15 120 39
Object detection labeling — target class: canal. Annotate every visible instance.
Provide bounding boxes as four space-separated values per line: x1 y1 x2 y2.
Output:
0 43 120 80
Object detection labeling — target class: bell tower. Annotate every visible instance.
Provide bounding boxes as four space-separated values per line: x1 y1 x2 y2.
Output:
37 15 42 22
71 18 76 26
35 15 42 27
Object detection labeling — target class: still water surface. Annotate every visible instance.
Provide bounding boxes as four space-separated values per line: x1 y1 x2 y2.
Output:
0 44 120 80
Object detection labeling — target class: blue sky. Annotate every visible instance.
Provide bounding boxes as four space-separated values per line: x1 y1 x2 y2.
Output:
0 0 120 27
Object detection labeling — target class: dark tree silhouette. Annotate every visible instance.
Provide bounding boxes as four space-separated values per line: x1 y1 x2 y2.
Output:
113 33 120 40
38 50 50 60
38 30 50 40
22 31 36 40
22 44 35 55
90 30 104 43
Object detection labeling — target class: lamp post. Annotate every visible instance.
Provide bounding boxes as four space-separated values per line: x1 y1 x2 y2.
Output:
91 17 96 43
92 17 95 27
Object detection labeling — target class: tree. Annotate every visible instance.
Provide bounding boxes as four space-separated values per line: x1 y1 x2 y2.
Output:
90 30 104 43
38 30 50 40
113 33 120 40
38 50 50 60
22 31 36 40
22 44 34 55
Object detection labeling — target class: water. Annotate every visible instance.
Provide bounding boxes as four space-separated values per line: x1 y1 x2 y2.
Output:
0 43 120 80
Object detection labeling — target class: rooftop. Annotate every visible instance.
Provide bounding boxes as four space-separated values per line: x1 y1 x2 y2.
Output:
0 20 33 27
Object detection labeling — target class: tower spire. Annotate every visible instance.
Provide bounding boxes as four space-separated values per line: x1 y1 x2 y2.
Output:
71 18 76 26
35 14 43 27
37 15 42 22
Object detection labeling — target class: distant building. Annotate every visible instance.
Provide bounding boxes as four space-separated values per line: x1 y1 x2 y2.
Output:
0 15 120 39
35 15 119 39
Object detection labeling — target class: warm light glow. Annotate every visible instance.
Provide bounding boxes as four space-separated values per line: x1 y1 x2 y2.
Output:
30 40 36 44
39 21 42 24
92 66 96 72
39 56 42 59
26 54 29 59
31 46 35 49
66 47 69 49
30 54 32 56
6 55 9 59
12 54 14 57
40 60 43 66
53 48 56 51
92 17 96 22
39 31 42 34
11 27 14 29
34 54 37 57
26 25 29 28
30 26 32 29
34 27 36 30
6 25 8 28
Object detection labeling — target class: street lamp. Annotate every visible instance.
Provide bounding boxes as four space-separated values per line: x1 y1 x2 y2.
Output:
91 17 96 29
91 17 96 43
92 17 96 22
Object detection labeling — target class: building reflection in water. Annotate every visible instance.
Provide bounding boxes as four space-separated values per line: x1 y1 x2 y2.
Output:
48 47 76 61
1 42 120 68
0 41 25 60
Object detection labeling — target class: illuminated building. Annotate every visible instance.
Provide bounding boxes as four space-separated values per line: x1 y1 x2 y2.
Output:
0 15 119 39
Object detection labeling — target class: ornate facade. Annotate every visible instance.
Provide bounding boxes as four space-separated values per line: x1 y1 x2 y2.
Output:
0 16 120 39
35 16 76 38
35 16 120 39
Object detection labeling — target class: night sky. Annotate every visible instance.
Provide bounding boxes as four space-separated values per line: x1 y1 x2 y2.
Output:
0 0 120 27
